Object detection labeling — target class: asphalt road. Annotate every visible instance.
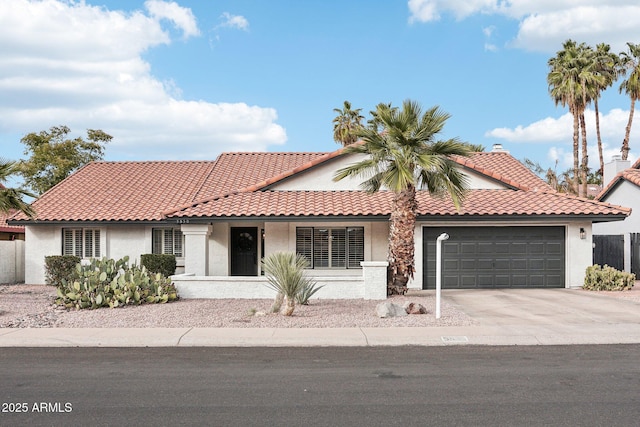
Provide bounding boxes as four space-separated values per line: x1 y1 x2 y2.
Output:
1 345 639 426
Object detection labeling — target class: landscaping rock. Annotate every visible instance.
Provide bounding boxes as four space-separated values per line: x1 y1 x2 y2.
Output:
403 302 428 315
376 302 408 318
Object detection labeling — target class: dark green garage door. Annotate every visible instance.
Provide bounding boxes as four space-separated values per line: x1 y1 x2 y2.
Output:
423 226 565 289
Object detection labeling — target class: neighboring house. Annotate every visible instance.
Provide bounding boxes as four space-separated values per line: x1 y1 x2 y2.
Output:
9 144 629 297
593 157 640 275
0 210 25 241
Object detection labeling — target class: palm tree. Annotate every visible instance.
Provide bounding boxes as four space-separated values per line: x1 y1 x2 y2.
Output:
548 40 599 197
548 40 582 195
619 42 640 161
332 101 365 146
592 43 621 173
333 100 471 295
0 159 35 218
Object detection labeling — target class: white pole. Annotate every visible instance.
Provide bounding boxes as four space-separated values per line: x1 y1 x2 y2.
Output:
436 233 449 319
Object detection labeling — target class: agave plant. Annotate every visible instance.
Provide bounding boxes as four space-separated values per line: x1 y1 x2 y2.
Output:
261 252 315 316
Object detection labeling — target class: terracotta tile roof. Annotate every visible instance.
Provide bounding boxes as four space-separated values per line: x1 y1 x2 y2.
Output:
167 189 629 219
0 210 25 233
12 145 627 223
192 152 326 199
453 152 553 192
12 161 219 222
11 153 325 222
597 168 640 201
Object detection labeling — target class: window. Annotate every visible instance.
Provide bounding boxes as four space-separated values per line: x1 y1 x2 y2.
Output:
62 229 100 258
152 228 183 257
296 227 364 269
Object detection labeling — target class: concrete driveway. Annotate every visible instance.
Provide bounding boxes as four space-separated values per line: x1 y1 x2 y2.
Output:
443 288 640 326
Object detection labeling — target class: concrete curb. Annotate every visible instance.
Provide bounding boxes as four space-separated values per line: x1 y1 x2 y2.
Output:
3 324 640 347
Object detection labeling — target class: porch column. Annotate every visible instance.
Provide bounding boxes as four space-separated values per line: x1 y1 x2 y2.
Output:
182 224 213 276
361 261 389 300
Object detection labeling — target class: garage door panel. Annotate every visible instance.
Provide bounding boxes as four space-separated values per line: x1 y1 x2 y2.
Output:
495 243 510 253
529 243 545 254
529 259 545 269
511 243 527 254
424 226 565 289
510 259 527 269
461 243 476 254
476 259 494 270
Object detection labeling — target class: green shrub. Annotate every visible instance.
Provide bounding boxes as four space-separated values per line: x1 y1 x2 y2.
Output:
583 264 635 291
141 254 177 277
295 281 325 305
55 256 179 310
44 255 81 286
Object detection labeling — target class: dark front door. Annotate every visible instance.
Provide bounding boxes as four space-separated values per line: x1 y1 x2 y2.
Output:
231 227 258 276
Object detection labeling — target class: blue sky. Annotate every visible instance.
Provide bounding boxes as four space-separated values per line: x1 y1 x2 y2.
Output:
2 0 640 181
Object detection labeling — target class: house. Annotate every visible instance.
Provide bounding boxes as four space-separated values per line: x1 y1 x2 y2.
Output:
0 210 25 284
0 210 25 241
9 144 629 298
593 156 640 275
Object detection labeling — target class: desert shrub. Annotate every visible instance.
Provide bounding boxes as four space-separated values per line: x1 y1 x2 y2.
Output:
583 264 635 291
55 256 179 310
141 254 177 277
44 255 81 286
262 252 316 316
295 281 325 305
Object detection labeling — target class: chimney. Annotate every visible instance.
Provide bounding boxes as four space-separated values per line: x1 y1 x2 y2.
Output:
603 155 630 185
491 143 509 153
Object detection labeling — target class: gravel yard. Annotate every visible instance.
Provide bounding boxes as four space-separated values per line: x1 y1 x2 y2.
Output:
0 284 477 329
2 283 639 329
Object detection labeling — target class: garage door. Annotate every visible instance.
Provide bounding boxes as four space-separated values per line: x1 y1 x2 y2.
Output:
423 226 565 289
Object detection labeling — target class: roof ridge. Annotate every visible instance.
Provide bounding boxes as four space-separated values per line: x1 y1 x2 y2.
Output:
219 151 331 156
453 156 531 191
188 159 220 203
597 167 640 200
164 145 357 217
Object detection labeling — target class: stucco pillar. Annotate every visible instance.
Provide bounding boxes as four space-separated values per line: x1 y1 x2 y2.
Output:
361 261 389 300
182 224 212 276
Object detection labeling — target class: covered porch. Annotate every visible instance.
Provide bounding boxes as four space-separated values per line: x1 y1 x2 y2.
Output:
175 220 390 300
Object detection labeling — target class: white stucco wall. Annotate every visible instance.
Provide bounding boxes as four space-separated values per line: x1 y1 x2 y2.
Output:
25 224 183 284
108 226 147 264
270 153 368 191
0 240 24 283
593 181 638 272
24 226 60 284
270 152 510 192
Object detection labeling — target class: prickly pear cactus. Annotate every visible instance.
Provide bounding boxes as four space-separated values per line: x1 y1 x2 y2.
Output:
55 256 179 310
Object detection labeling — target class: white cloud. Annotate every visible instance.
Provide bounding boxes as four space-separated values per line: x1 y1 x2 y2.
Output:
0 1 285 160
218 12 249 31
487 108 639 169
144 0 200 39
408 0 497 23
408 1 640 53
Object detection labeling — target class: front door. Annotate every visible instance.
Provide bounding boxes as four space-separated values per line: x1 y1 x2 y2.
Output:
230 227 258 276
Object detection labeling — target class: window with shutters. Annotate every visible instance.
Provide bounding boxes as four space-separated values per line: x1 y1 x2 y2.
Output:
62 229 101 258
152 228 183 257
296 227 364 269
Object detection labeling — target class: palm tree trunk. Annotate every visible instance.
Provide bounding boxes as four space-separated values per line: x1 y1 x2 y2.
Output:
622 97 635 160
594 98 604 175
571 108 580 195
387 185 417 295
579 112 588 197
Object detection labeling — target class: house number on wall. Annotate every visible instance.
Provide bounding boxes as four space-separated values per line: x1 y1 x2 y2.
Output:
176 219 190 224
